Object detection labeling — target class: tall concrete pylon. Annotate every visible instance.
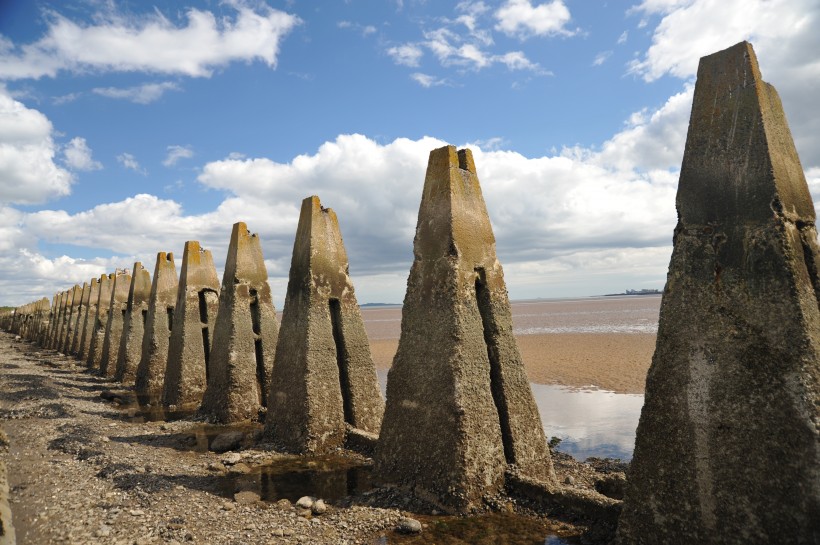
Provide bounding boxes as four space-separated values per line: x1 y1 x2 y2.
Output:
374 146 554 512
50 290 67 350
617 42 820 545
200 222 279 423
42 293 59 348
78 277 101 361
265 196 384 453
135 253 178 400
163 242 220 408
100 270 131 378
69 282 90 356
115 262 151 384
87 274 115 370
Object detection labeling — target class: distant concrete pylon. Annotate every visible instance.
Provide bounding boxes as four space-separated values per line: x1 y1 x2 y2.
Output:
200 222 279 423
163 241 220 408
115 262 151 385
266 196 384 453
135 253 179 400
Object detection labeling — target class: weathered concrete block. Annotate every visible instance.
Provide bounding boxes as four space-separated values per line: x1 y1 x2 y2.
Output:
200 222 279 423
58 285 82 353
374 145 554 512
78 277 101 361
135 253 178 400
50 290 68 350
100 270 131 377
69 282 90 356
617 42 820 545
41 293 59 347
87 274 115 370
265 196 384 453
115 262 151 385
163 242 220 408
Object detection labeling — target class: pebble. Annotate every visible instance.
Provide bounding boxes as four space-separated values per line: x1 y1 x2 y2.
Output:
210 431 245 453
295 496 315 510
221 452 242 465
311 499 327 515
564 475 575 485
396 517 422 534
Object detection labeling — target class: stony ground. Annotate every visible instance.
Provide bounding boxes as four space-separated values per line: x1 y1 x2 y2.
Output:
0 331 624 544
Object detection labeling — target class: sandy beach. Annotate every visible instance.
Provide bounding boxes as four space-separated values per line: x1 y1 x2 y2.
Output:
365 296 660 395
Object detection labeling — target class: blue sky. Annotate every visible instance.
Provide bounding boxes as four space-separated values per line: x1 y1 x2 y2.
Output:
1 0 819 307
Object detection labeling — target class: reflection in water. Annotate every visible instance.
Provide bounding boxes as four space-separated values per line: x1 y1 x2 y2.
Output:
376 372 643 461
373 512 579 544
219 455 373 502
530 383 644 461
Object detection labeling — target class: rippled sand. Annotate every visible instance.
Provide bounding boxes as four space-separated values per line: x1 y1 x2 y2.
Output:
363 295 661 394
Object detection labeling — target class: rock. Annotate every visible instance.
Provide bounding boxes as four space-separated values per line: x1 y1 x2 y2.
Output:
220 452 242 465
396 517 422 534
311 499 327 515
564 475 575 485
207 461 226 472
234 491 260 504
594 474 626 500
295 496 315 510
227 462 251 474
210 431 244 453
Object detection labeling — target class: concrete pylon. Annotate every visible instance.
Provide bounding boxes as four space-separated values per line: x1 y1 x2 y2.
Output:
69 282 90 356
374 146 554 512
100 270 131 378
115 263 151 384
265 196 384 453
50 290 67 350
78 277 101 361
87 274 115 370
163 242 220 408
200 222 279 423
617 42 820 545
135 252 179 400
59 285 82 353
42 293 58 347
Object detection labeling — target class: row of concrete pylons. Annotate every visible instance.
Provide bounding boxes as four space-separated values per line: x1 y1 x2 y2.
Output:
2 41 818 543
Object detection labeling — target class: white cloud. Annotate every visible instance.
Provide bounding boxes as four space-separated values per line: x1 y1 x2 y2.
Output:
628 0 820 166
163 145 194 167
92 81 180 104
0 87 73 204
410 73 450 87
387 44 424 67
617 30 628 44
63 136 102 171
338 20 377 36
593 51 613 66
0 3 301 80
117 152 146 174
494 0 575 39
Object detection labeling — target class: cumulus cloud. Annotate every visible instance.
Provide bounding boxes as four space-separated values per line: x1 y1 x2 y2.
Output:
628 0 820 166
117 152 146 174
0 3 301 80
63 137 102 171
163 145 194 167
0 87 73 204
92 81 180 104
386 44 424 67
494 0 575 39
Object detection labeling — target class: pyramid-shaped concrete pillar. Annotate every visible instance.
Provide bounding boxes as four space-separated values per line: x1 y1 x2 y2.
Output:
35 297 51 347
135 252 178 400
374 146 554 512
617 42 820 544
50 290 68 350
163 242 221 408
59 285 82 353
69 282 90 356
87 274 115 370
100 270 131 378
41 293 58 347
265 196 384 453
200 223 279 423
115 262 151 384
78 277 101 361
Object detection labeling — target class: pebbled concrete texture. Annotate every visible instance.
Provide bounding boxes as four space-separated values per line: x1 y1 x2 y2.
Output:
617 42 820 545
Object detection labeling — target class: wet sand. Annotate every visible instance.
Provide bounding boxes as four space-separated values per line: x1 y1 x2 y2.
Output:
363 296 660 395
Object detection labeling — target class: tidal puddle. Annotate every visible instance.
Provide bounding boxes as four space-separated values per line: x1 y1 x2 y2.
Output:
376 372 643 461
530 383 643 461
218 455 373 503
372 512 580 544
181 422 261 452
114 395 199 423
